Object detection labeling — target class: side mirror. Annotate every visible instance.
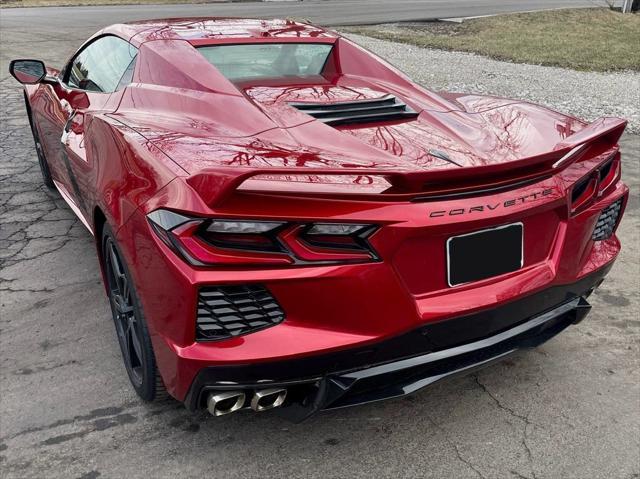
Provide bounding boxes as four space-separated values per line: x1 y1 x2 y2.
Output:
9 59 47 84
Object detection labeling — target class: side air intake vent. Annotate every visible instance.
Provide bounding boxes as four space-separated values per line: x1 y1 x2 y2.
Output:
288 94 419 126
196 285 285 341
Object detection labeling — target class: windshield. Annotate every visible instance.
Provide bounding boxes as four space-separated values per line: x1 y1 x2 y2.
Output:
198 43 333 81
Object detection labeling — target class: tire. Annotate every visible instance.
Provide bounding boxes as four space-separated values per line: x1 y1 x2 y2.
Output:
25 99 55 191
102 224 168 402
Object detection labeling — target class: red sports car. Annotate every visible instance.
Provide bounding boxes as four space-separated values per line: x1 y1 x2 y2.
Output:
10 18 628 420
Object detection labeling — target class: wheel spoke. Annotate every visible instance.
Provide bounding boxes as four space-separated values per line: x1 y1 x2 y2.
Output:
121 322 132 367
121 274 131 305
130 320 143 366
108 243 120 275
114 312 125 339
108 243 125 293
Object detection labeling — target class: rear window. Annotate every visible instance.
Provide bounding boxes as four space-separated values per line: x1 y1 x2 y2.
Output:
198 43 333 81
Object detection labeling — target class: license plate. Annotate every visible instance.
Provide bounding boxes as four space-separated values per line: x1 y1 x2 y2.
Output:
447 223 523 287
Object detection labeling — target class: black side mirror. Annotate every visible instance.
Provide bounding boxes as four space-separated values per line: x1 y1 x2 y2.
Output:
9 59 47 84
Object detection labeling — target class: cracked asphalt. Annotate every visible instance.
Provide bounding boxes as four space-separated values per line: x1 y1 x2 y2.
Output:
1 12 639 479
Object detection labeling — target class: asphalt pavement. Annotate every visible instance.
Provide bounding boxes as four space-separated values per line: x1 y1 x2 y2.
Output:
0 3 638 478
0 0 621 27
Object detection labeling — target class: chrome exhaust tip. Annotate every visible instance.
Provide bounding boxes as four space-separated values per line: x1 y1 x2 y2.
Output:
250 388 287 412
207 391 246 416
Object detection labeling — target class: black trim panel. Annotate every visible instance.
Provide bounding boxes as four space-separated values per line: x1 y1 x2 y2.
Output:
289 94 419 126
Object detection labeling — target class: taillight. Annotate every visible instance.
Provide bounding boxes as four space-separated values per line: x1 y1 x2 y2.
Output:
570 175 598 214
596 153 620 196
147 209 379 266
570 152 621 214
280 223 378 262
200 220 286 253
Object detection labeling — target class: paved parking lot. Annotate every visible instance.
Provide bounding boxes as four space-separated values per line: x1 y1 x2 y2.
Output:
1 9 639 479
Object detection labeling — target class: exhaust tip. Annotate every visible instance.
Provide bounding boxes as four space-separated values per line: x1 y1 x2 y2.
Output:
207 391 246 416
251 388 287 412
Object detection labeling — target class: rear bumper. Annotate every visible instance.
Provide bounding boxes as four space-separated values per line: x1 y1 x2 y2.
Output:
184 263 609 420
115 153 627 404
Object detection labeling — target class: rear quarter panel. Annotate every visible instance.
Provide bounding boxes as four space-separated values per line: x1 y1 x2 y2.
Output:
85 114 186 233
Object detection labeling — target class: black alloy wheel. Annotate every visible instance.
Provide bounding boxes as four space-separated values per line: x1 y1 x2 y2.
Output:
102 224 167 401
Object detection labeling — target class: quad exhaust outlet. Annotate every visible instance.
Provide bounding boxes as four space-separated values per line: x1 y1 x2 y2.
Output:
206 388 287 416
250 388 287 412
207 391 246 416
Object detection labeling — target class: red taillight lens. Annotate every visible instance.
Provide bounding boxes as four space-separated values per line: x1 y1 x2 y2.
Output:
199 220 286 253
570 152 621 214
570 175 598 214
596 153 620 196
280 223 378 262
147 210 378 266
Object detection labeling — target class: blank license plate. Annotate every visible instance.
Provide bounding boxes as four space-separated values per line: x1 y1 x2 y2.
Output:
447 223 523 287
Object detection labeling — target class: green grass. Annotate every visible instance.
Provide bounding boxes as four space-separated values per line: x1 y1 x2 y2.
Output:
344 8 640 72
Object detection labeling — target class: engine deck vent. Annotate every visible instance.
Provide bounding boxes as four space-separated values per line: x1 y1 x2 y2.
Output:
288 94 419 126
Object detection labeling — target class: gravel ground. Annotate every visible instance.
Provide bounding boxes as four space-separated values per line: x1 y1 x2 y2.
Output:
346 33 640 134
1 20 639 479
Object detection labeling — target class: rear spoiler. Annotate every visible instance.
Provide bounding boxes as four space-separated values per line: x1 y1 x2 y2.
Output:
186 117 627 206
553 117 626 150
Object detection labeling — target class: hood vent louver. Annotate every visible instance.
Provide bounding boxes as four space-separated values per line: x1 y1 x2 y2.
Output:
288 94 419 126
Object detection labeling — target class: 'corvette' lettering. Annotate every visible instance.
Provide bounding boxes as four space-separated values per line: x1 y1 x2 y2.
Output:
428 188 553 218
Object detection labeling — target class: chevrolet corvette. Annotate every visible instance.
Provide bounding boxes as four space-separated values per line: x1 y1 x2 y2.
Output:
10 18 628 420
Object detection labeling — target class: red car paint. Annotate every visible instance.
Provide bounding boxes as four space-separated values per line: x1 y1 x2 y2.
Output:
16 18 628 408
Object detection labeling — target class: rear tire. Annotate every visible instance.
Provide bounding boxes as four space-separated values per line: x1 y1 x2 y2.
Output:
102 224 167 402
25 100 55 191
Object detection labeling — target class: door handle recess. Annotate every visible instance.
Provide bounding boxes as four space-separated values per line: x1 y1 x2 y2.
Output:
61 110 77 145
63 110 77 133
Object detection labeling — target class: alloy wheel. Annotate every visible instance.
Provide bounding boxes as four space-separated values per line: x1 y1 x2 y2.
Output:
105 238 144 386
